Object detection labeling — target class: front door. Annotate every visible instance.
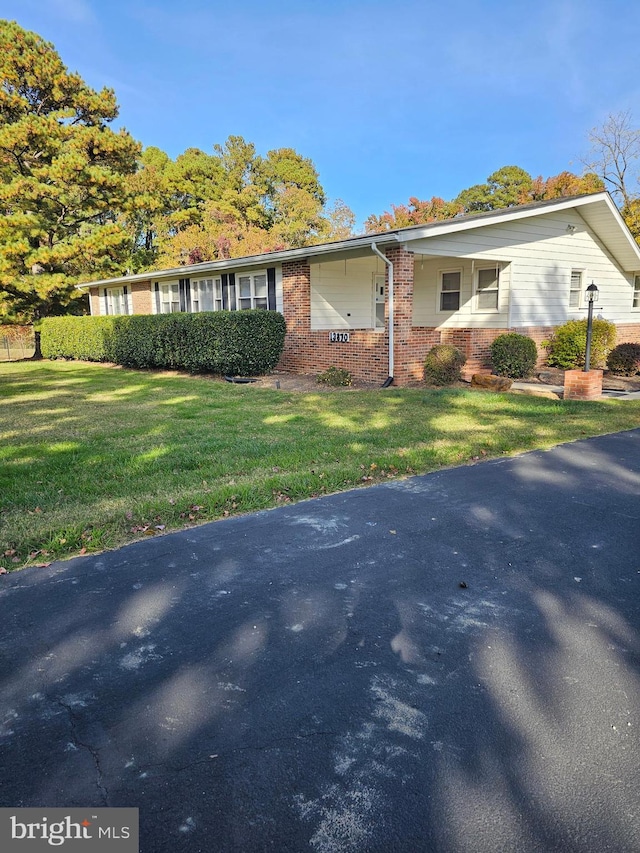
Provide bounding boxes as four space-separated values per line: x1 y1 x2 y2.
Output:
374 274 385 329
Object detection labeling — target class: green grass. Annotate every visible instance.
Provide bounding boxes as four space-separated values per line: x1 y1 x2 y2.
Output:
2 360 639 569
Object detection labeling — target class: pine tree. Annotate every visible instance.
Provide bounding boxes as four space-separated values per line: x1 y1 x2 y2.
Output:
0 20 140 330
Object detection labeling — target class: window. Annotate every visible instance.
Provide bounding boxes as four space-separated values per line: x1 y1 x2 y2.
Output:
104 287 129 315
191 278 222 312
158 282 180 313
569 270 583 308
634 275 640 309
475 267 499 311
237 272 268 310
439 270 461 311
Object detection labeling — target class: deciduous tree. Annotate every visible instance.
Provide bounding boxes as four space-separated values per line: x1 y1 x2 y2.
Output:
582 111 640 208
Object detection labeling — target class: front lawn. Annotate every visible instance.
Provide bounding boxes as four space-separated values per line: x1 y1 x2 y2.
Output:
2 361 639 569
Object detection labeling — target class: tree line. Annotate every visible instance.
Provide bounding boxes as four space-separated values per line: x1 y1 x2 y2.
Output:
1 19 639 326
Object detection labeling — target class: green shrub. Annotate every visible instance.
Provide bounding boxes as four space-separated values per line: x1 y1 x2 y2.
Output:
317 366 353 386
543 318 616 369
41 311 286 375
490 333 538 378
424 344 466 385
41 316 116 361
606 342 640 375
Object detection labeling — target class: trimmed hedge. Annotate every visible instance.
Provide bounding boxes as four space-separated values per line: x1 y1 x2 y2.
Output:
41 316 115 361
41 311 287 375
490 333 537 378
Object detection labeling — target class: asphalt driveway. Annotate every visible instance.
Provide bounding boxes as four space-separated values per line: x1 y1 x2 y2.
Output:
1 429 639 852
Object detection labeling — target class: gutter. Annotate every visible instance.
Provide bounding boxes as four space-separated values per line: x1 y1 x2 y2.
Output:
371 242 394 385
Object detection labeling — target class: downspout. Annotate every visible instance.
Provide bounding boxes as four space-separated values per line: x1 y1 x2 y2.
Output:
371 242 394 386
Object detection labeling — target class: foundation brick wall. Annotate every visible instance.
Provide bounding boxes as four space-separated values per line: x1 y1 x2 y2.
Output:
613 323 640 345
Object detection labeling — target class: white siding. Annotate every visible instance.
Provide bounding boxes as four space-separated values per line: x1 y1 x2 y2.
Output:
310 257 383 330
409 210 638 327
413 258 510 328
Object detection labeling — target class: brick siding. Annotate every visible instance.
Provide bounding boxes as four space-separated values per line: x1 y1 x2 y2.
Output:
277 255 640 385
89 282 153 316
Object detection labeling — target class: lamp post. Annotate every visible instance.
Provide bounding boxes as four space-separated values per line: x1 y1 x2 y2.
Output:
584 282 599 372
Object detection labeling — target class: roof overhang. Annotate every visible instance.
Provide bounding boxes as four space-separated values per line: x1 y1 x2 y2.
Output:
75 232 402 290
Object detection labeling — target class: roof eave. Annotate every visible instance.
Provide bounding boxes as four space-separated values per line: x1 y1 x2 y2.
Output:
75 232 402 290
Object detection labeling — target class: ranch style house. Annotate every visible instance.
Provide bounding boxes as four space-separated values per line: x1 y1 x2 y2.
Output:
77 192 640 385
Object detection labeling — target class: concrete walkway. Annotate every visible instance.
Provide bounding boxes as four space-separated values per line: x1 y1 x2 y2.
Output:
1 430 640 852
511 380 640 399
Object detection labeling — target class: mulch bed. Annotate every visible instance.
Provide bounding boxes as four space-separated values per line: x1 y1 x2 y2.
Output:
248 368 640 394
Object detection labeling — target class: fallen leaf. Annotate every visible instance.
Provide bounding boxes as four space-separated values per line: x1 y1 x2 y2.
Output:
125 511 133 520
3 549 15 557
155 524 166 531
0 567 8 575
79 547 87 556
389 530 397 535
36 562 51 568
143 529 156 536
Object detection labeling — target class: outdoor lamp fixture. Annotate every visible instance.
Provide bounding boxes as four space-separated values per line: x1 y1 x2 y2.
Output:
584 282 599 372
567 224 577 234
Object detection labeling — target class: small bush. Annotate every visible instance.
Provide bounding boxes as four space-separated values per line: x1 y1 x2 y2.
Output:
607 342 640 375
424 344 466 386
544 318 616 370
41 311 286 375
490 333 537 378
317 366 353 386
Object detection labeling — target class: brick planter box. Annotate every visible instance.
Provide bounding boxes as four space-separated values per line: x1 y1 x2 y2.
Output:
563 369 603 400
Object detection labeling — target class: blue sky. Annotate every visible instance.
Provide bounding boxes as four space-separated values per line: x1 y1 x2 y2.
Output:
2 0 639 228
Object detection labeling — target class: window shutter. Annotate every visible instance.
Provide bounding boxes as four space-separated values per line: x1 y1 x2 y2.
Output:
123 285 129 315
179 278 190 312
267 267 276 310
103 288 109 315
221 274 229 310
228 273 236 311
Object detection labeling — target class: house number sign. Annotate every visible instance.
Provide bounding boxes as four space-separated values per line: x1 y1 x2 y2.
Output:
329 332 350 343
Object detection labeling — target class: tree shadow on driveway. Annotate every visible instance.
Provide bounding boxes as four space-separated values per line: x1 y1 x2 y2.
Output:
1 429 639 852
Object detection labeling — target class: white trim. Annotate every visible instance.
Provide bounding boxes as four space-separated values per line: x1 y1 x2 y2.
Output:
633 274 640 310
437 267 462 313
235 269 269 310
473 264 500 313
372 272 385 330
569 268 585 310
